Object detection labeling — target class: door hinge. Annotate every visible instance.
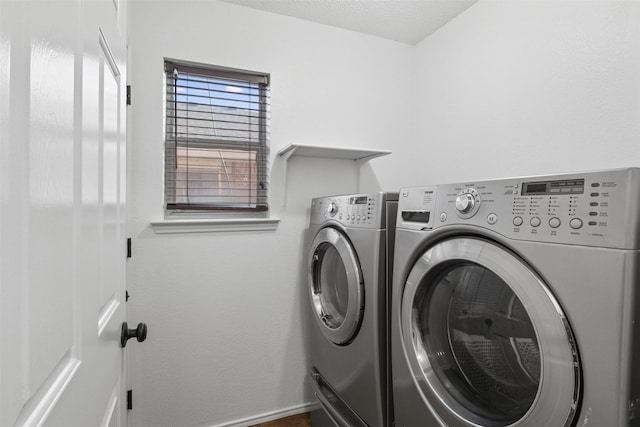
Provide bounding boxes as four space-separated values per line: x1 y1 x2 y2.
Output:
126 85 131 105
127 238 132 258
127 389 133 410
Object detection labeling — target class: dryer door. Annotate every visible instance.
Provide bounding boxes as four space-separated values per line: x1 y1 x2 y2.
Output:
401 237 580 427
309 227 364 345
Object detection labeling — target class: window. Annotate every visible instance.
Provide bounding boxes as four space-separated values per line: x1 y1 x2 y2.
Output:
164 59 270 214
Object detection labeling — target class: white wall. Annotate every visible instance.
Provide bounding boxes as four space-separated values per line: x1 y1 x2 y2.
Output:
128 1 640 426
127 2 413 426
397 0 640 188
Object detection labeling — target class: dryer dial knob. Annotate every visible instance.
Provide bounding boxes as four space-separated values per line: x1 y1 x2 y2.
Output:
327 202 338 216
455 193 475 213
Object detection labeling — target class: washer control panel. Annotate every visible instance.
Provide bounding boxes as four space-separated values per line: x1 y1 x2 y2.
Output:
310 192 398 228
397 168 640 249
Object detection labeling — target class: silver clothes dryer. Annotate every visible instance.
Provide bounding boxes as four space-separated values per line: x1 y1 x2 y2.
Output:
307 192 398 427
391 168 640 427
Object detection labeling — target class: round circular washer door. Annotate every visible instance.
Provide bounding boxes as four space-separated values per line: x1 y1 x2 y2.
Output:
401 237 580 427
309 227 364 345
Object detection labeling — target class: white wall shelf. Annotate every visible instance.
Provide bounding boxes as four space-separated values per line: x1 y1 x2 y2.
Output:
277 144 392 205
277 143 391 163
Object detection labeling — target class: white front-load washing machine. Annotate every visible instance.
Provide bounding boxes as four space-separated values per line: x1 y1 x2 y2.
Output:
391 168 640 427
307 192 398 427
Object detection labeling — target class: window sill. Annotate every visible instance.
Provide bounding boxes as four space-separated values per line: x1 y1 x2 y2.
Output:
150 218 280 234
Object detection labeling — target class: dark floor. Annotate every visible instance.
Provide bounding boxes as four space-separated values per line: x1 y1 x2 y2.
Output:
250 413 312 427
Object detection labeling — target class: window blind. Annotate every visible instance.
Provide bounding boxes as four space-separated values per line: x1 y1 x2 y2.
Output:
164 60 270 212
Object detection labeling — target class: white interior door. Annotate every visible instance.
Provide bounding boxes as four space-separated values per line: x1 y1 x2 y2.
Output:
0 1 130 426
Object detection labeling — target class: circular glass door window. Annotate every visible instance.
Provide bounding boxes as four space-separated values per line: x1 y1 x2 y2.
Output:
415 262 540 424
401 238 580 427
314 242 350 328
309 227 364 345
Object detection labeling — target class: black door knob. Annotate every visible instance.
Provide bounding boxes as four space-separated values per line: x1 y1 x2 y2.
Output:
121 322 147 347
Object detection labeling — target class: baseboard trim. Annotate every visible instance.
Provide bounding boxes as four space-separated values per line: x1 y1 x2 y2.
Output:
209 402 320 427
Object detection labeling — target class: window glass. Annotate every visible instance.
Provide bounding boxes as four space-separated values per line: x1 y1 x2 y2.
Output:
164 60 269 213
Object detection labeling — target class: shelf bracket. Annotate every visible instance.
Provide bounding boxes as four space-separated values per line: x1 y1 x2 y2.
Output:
279 146 298 207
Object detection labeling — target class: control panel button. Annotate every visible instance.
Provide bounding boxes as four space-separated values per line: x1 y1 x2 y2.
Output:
455 193 475 213
327 202 338 216
530 217 542 227
440 212 447 222
549 217 561 228
513 216 524 227
487 213 498 225
570 218 583 230
453 188 481 218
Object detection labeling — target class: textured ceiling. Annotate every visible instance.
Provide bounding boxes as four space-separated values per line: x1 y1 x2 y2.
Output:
220 0 478 45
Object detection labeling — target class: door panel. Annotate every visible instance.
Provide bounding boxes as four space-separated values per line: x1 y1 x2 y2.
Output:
0 0 128 426
98 29 123 338
27 0 77 402
99 389 120 427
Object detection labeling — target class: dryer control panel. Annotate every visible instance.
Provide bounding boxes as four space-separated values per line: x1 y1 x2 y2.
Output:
310 192 398 229
397 168 640 249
